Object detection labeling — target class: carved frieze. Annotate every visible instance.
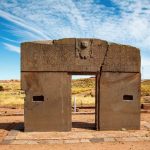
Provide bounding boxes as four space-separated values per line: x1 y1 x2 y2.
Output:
75 40 93 59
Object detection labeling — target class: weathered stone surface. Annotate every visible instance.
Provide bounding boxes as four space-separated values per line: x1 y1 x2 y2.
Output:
104 137 115 142
21 38 108 72
64 139 80 144
21 38 141 132
90 138 104 143
22 72 71 131
103 43 140 72
21 38 140 73
99 72 140 130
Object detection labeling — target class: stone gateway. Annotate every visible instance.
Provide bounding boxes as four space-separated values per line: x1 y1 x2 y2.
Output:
21 38 141 132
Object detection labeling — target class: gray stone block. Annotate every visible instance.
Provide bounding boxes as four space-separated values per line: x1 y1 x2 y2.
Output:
21 38 141 132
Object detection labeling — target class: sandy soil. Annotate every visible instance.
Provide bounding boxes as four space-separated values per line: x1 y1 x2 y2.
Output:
0 141 150 150
0 107 150 150
0 108 23 142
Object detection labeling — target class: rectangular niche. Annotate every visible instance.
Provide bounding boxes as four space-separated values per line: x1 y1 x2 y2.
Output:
33 95 44 102
123 95 133 101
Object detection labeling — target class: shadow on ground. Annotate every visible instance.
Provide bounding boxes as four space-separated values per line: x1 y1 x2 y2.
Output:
72 122 95 130
0 122 24 131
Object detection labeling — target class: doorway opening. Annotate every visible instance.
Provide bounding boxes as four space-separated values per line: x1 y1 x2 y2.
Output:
71 74 96 131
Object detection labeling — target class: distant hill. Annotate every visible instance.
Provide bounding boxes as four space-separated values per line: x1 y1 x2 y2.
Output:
72 78 95 95
0 78 149 107
141 80 150 97
72 78 95 88
141 80 150 85
0 78 150 97
72 78 150 97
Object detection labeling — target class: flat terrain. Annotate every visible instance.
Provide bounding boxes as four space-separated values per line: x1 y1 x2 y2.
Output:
0 79 150 149
1 142 150 150
0 108 150 150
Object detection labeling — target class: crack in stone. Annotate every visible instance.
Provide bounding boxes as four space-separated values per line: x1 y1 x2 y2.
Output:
96 42 109 130
100 42 109 75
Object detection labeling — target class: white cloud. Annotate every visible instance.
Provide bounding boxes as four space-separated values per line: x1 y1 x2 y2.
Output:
0 10 50 39
3 43 20 53
0 0 149 49
0 0 150 67
0 36 19 44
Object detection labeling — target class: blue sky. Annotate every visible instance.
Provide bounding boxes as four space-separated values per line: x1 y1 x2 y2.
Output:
0 0 150 80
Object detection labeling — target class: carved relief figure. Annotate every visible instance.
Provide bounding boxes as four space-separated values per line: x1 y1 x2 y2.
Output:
76 40 92 59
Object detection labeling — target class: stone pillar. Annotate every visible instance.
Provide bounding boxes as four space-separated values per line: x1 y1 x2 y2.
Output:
21 72 71 131
99 72 140 130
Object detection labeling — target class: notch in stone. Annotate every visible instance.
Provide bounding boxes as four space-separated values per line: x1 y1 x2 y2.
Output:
33 95 44 102
123 95 133 101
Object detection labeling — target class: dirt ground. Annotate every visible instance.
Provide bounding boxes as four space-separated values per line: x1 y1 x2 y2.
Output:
0 107 150 150
0 141 150 150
